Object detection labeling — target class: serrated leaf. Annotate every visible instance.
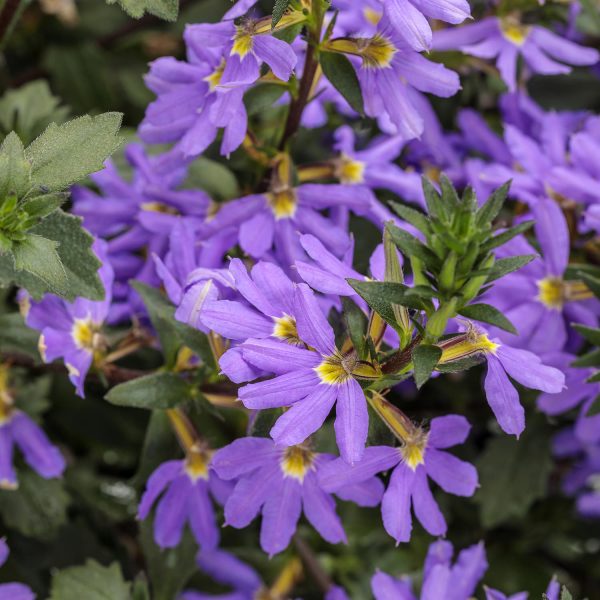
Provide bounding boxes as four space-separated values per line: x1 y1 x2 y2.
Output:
132 281 214 369
475 416 552 528
0 471 70 540
0 80 69 145
22 191 67 219
49 560 131 600
0 210 104 300
480 221 534 253
272 0 291 27
486 254 536 283
106 372 189 409
412 344 441 388
458 303 517 334
320 51 364 116
390 202 430 234
0 132 31 198
12 233 67 291
106 0 179 20
475 180 511 227
386 223 440 270
25 112 122 192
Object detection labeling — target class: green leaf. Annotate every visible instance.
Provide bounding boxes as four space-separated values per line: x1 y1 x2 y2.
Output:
25 112 122 192
0 312 40 357
132 281 214 369
0 80 70 145
22 191 67 220
390 202 430 234
458 303 517 334
0 210 104 301
250 408 284 437
412 344 441 388
386 223 440 270
320 51 364 116
272 0 291 27
0 132 31 198
572 323 600 346
0 471 70 540
49 560 131 600
475 416 552 528
106 0 179 20
342 297 368 358
139 519 197 600
12 233 67 292
244 84 287 116
422 177 447 221
480 221 534 253
475 180 511 227
585 395 600 417
572 348 600 368
580 272 600 298
560 586 573 600
185 156 239 202
486 254 536 283
436 353 486 373
105 372 189 409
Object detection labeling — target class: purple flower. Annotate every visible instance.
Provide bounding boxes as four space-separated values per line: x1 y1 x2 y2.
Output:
21 240 113 397
483 200 598 355
326 25 459 140
484 578 560 600
0 539 35 600
138 449 231 550
234 284 372 463
371 539 487 600
202 183 372 272
181 549 264 600
212 437 383 556
433 17 599 91
153 219 237 331
537 353 600 444
438 326 565 436
320 415 478 543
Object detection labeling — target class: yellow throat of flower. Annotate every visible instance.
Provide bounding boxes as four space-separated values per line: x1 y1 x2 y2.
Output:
325 35 396 69
267 188 297 219
280 446 314 482
204 59 226 91
438 329 499 364
315 353 358 385
537 277 593 310
335 155 366 184
500 17 531 46
185 445 211 481
272 314 301 345
400 428 428 470
231 27 254 58
364 7 382 26
0 365 14 425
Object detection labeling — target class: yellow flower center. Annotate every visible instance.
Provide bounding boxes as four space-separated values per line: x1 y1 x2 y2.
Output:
185 445 210 481
204 59 226 92
231 28 254 58
336 155 366 184
400 429 428 471
325 35 396 69
280 446 314 482
438 330 499 364
140 201 178 215
267 189 297 219
72 317 101 352
500 18 531 46
272 315 301 344
315 354 357 385
537 277 593 310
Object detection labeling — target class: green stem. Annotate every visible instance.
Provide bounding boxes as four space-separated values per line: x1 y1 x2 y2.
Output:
0 0 29 51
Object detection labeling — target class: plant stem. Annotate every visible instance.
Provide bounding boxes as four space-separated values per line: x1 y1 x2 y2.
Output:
0 0 28 50
380 335 422 375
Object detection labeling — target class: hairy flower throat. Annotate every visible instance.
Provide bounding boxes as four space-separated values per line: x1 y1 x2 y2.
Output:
537 277 593 310
280 446 314 481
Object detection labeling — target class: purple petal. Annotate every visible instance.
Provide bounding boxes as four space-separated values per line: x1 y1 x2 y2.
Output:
496 345 565 393
201 300 273 340
334 378 368 464
253 35 297 81
381 464 414 543
385 0 432 51
532 199 569 276
212 437 277 480
239 210 275 258
138 460 182 519
240 338 321 374
484 355 525 436
428 415 471 449
188 480 219 550
260 476 302 556
154 474 190 548
302 472 346 544
0 428 17 489
0 583 35 600
334 478 385 507
197 549 261 592
412 467 447 536
372 571 415 600
425 448 478 497
239 369 319 409
270 384 337 446
293 284 336 355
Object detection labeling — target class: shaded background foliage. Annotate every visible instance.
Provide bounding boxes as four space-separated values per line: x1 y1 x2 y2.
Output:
0 1 599 599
